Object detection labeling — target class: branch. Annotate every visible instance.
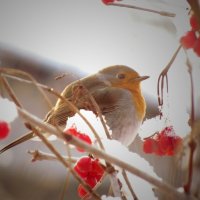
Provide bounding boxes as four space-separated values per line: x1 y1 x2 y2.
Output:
122 169 138 200
183 55 196 194
0 67 53 108
0 77 22 107
27 150 77 163
109 2 175 17
80 84 111 139
17 106 197 200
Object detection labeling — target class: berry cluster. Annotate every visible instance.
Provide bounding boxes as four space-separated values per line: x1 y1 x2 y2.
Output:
180 14 200 56
74 156 105 199
64 126 92 152
0 120 10 140
143 126 182 156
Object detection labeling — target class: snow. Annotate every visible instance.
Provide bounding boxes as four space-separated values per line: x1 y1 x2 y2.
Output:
0 97 18 122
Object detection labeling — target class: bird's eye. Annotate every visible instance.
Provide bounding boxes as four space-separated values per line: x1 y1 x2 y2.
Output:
117 73 126 79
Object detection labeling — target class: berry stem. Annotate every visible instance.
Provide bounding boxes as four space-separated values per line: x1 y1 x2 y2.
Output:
122 169 138 200
186 57 195 127
184 140 196 194
183 55 196 194
157 45 182 107
187 0 200 26
108 2 175 17
27 150 78 163
59 170 71 200
77 84 111 140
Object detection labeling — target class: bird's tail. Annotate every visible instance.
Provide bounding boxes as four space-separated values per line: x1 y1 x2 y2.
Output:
0 131 34 154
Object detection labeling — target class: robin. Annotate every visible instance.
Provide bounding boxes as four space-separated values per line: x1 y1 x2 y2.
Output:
0 65 149 154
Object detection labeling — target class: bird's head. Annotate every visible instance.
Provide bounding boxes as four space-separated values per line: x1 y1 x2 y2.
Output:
98 65 149 92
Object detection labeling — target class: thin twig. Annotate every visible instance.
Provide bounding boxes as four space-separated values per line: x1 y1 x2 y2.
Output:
187 0 200 23
183 55 196 194
59 170 71 200
122 169 138 200
157 45 182 107
27 150 77 163
186 57 195 127
55 124 74 178
2 74 47 88
17 107 197 200
0 67 53 108
80 84 111 139
1 77 22 107
109 2 175 17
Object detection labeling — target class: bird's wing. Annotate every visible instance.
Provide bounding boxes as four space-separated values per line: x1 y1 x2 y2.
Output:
92 87 134 131
44 77 109 127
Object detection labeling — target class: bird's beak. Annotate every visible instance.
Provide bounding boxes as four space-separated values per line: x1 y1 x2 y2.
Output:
134 75 150 82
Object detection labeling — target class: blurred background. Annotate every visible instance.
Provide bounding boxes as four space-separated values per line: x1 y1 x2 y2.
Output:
0 0 200 199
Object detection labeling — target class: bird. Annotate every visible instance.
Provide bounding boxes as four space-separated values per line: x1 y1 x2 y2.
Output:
0 65 149 154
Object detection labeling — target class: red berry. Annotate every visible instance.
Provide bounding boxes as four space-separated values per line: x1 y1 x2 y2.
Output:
102 0 115 4
90 159 104 181
193 37 200 57
77 184 89 199
155 126 182 156
92 159 104 175
190 14 200 31
0 121 10 139
180 31 197 49
74 165 88 178
157 134 173 155
75 157 105 198
143 138 157 153
77 133 92 152
78 134 92 144
64 126 92 152
85 176 97 188
64 126 79 137
75 156 93 174
143 126 182 156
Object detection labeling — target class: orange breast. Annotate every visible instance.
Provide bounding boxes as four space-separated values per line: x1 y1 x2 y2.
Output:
131 88 146 120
